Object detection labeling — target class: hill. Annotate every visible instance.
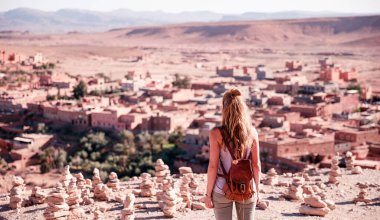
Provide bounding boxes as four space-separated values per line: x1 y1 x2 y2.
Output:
0 7 371 33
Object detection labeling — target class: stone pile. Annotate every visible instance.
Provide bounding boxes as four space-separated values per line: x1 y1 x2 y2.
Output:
94 183 112 201
9 176 27 209
67 177 85 218
107 172 120 191
157 176 174 204
178 167 193 176
60 165 73 188
74 172 86 190
179 174 192 208
263 168 279 186
43 183 70 220
299 195 331 217
353 182 371 204
328 156 341 185
30 186 47 205
155 159 170 184
161 188 179 218
121 194 136 220
189 175 200 195
93 168 102 187
286 177 304 201
352 166 363 174
345 151 355 171
81 187 94 205
140 173 156 197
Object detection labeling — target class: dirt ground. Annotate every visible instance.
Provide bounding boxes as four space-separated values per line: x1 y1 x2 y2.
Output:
0 168 379 220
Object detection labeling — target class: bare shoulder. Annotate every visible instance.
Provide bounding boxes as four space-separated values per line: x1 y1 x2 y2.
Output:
251 126 259 138
210 126 221 137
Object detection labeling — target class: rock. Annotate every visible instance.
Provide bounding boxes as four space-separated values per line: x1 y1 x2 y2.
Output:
299 205 330 217
155 159 170 183
94 183 112 201
285 177 304 201
74 172 86 190
60 165 73 188
121 194 135 220
263 168 279 186
257 201 270 210
43 183 70 220
353 182 371 204
179 167 193 176
30 186 47 205
93 168 102 187
328 155 342 185
139 177 156 197
179 174 192 208
345 151 355 171
324 199 336 210
304 195 327 208
107 172 120 191
9 176 27 209
192 202 207 210
352 166 363 175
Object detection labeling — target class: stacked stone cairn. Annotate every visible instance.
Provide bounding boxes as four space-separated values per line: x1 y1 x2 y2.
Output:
30 186 47 205
74 173 86 190
94 183 112 201
107 172 120 191
121 194 136 220
263 168 279 186
286 177 305 201
9 176 27 209
328 156 342 185
60 165 73 189
93 168 102 187
139 173 156 197
67 177 85 218
161 187 179 218
157 176 174 206
43 183 70 220
155 159 170 184
353 182 371 204
299 195 331 217
189 175 200 195
179 173 192 209
73 172 93 205
345 151 355 171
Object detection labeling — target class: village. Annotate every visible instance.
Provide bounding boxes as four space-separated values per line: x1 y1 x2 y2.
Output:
0 50 379 175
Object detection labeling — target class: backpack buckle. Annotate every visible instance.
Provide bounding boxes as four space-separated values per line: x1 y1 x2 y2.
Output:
239 183 246 193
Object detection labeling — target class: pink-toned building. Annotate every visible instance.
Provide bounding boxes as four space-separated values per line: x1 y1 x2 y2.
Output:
285 60 302 71
320 67 340 82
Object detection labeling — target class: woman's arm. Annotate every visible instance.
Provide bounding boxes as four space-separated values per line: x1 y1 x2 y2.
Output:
251 131 261 199
205 128 220 208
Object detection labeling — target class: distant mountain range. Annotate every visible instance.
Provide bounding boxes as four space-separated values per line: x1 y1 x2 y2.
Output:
0 7 376 33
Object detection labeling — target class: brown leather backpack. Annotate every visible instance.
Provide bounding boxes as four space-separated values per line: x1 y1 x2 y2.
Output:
217 126 255 201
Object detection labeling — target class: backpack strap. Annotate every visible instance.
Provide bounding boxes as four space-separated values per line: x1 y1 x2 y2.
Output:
217 126 231 179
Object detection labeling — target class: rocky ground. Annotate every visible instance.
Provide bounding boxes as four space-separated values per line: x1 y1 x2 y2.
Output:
0 168 380 220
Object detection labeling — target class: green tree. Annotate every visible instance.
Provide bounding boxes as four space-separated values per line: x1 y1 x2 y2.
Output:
73 80 87 99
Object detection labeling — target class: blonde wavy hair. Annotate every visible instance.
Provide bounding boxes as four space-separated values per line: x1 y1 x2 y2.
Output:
221 88 253 159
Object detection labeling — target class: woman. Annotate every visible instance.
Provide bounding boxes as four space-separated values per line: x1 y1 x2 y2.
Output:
205 88 261 220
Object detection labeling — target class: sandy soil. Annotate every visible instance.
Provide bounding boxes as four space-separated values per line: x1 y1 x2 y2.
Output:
0 168 379 220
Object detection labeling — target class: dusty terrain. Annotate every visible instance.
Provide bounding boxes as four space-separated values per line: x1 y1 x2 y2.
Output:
0 168 379 220
0 16 379 87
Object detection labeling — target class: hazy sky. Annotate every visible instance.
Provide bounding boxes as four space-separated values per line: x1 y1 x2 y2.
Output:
1 0 380 13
